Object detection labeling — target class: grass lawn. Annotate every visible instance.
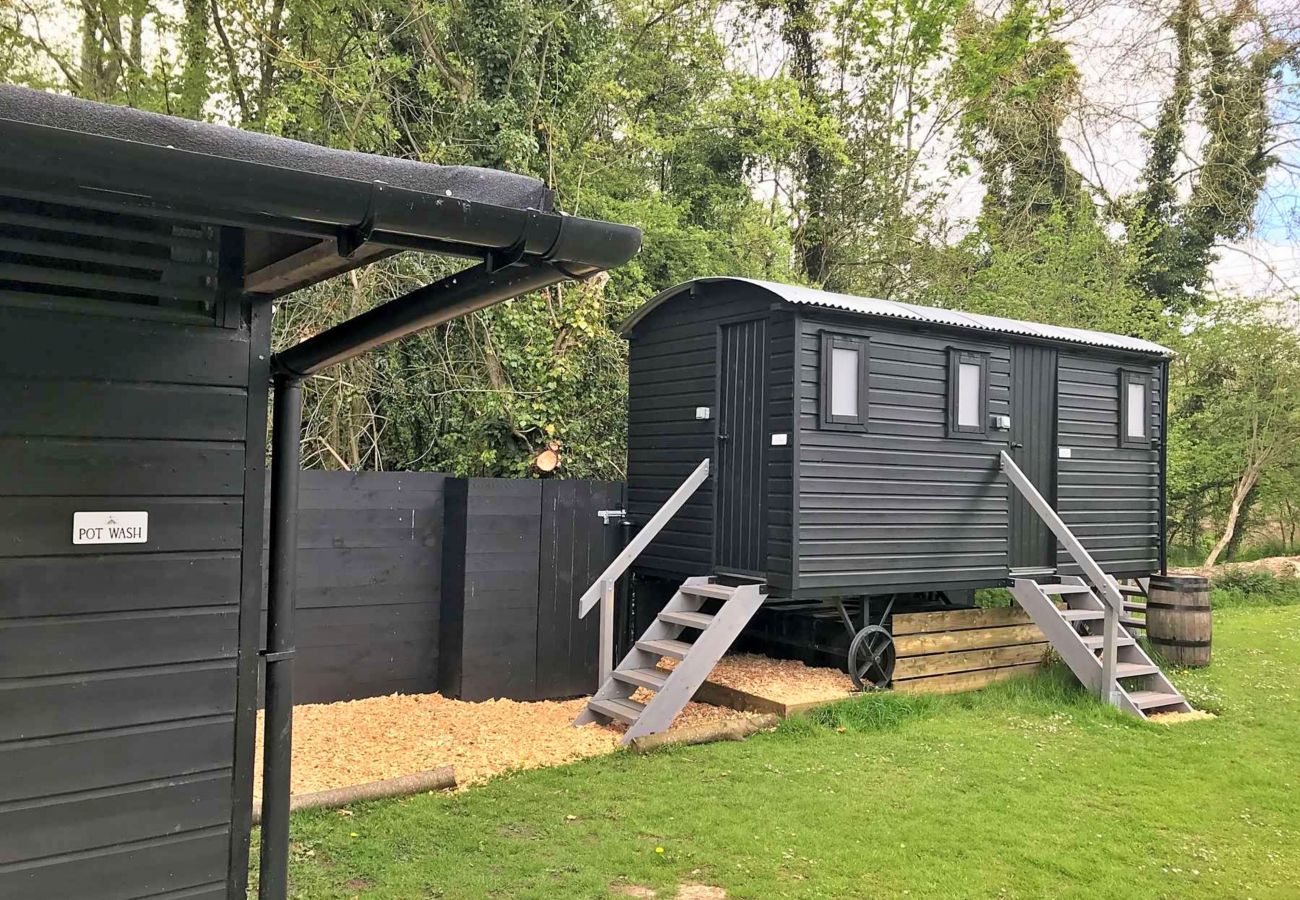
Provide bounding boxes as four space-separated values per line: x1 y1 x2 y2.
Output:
259 601 1300 898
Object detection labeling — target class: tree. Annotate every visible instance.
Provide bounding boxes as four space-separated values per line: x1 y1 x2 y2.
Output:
1168 301 1300 566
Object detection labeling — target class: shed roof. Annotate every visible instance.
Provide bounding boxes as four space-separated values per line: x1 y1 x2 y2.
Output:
0 86 553 212
624 277 1173 356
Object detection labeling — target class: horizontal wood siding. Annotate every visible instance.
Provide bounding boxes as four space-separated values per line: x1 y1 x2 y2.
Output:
893 605 1050 694
795 313 1011 595
0 300 249 897
1055 353 1162 577
626 284 777 580
279 471 444 704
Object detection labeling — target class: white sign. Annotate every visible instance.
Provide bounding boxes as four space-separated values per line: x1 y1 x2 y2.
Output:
695 406 711 420
770 433 789 446
1058 448 1073 459
73 511 149 545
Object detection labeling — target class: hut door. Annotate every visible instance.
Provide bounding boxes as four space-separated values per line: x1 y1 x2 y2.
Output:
714 317 768 576
1008 344 1058 572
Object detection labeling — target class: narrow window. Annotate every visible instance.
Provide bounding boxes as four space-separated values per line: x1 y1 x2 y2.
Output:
1119 370 1152 448
947 349 989 438
819 332 868 430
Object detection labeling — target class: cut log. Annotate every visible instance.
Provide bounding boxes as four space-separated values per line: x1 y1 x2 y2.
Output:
533 441 562 473
251 766 455 824
628 714 779 754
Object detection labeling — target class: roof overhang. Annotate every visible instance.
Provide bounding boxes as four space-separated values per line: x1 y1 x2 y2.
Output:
625 277 1173 357
0 87 641 299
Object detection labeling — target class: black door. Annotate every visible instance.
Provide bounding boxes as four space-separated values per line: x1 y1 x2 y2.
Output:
1009 344 1058 572
714 317 767 575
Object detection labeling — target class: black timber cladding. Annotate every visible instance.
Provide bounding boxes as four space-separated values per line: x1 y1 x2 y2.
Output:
1055 352 1163 577
714 316 769 575
624 278 1169 599
795 311 1012 595
625 282 790 583
0 232 264 898
271 471 446 704
440 477 624 701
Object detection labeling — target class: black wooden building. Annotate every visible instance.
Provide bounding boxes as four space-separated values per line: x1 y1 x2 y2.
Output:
0 86 638 900
623 277 1172 600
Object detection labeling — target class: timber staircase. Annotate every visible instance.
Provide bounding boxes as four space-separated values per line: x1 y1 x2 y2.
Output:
575 577 765 743
572 458 769 743
1001 453 1191 719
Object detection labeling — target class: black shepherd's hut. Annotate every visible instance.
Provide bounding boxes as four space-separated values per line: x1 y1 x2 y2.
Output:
623 277 1171 598
0 86 638 900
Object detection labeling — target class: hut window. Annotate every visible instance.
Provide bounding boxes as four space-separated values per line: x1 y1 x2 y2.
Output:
1120 370 1151 448
819 332 868 430
947 349 989 438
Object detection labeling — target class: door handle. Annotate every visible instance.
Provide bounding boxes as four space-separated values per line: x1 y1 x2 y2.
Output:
717 432 730 442
1011 442 1024 449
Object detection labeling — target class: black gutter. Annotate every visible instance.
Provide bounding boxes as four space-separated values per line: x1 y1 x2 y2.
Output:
259 376 302 900
0 117 642 272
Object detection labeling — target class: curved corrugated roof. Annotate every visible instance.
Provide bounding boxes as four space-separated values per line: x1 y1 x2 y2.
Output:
623 277 1173 356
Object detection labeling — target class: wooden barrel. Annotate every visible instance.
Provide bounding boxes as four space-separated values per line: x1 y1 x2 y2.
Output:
1146 574 1212 667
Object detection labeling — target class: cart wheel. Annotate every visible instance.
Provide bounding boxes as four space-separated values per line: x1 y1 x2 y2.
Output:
848 625 895 691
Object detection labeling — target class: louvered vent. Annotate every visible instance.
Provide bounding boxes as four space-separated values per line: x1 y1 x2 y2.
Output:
0 194 221 322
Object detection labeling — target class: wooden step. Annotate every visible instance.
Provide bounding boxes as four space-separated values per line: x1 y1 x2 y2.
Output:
588 697 645 725
680 582 737 601
1124 601 1147 613
612 667 669 691
1080 633 1136 650
1120 616 1146 630
658 610 715 629
1040 583 1093 595
636 637 694 660
1060 609 1103 622
1116 662 1160 679
1119 585 1146 597
1126 689 1185 711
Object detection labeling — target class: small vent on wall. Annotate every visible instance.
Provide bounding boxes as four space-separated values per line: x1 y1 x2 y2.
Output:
0 194 221 322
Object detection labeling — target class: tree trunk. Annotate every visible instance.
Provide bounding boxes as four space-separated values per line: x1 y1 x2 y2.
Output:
782 0 833 286
1205 465 1262 567
176 0 210 118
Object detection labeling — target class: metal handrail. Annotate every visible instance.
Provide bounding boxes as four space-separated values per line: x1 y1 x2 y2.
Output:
1000 451 1123 703
577 457 711 618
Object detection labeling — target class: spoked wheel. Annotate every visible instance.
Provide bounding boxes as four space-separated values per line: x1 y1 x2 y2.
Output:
848 624 896 691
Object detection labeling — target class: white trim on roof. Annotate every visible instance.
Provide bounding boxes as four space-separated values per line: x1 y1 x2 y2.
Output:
623 277 1173 356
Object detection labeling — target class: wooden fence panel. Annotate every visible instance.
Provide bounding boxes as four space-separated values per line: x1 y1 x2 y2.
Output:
536 480 625 698
892 605 1051 695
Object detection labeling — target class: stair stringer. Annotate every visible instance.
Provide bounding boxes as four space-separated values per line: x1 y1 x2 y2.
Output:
573 576 712 727
1010 578 1102 694
621 583 765 744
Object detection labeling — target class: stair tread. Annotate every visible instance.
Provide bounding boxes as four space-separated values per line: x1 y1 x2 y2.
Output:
658 610 715 629
636 637 694 659
1120 616 1146 629
1040 584 1093 595
1126 689 1185 710
612 667 668 690
1060 609 1104 621
1119 585 1146 596
588 697 646 724
1080 633 1136 649
1116 662 1161 678
680 582 737 600
1124 601 1147 613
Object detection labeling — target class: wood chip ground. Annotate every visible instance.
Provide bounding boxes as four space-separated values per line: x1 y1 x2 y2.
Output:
253 693 753 800
664 652 856 705
252 653 852 800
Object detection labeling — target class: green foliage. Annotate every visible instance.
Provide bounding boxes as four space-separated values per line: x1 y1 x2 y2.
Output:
1210 570 1300 609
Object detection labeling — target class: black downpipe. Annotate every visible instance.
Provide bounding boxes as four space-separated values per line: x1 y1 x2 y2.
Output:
259 376 303 900
1159 358 1170 575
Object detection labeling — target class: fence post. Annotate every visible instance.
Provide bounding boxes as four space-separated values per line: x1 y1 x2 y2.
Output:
599 578 615 684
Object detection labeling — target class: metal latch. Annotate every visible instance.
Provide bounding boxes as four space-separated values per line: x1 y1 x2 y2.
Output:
597 509 627 524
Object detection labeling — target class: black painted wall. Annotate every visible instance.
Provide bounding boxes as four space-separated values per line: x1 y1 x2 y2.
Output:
440 477 624 702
